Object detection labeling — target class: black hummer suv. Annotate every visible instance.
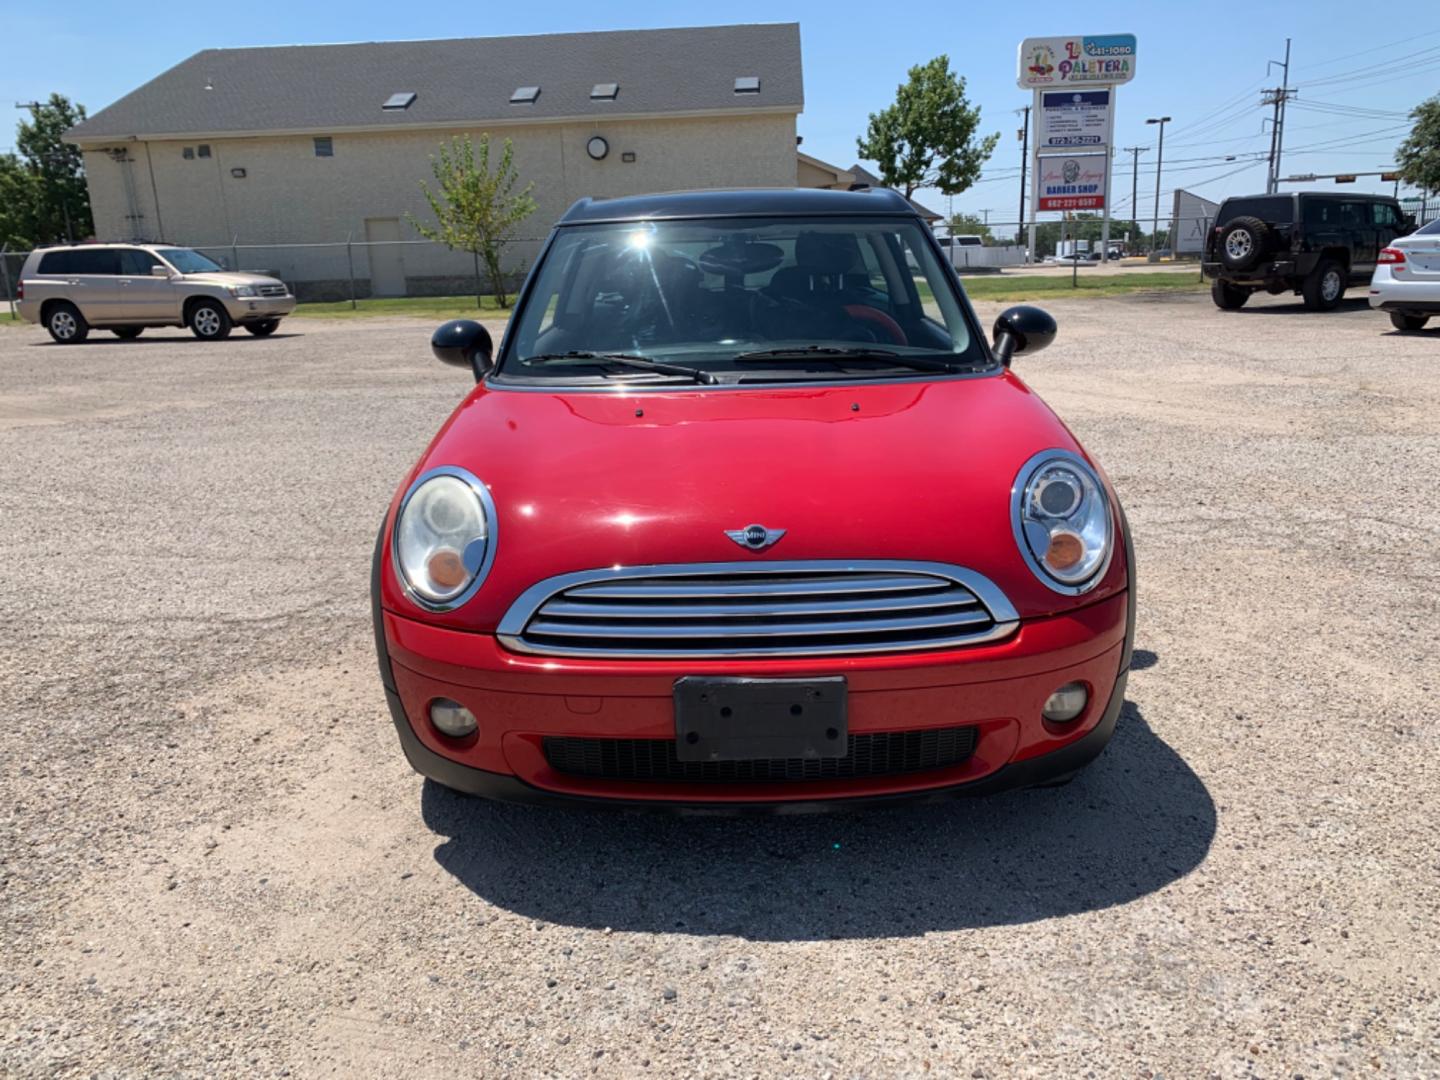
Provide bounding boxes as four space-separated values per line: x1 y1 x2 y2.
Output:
1203 192 1412 311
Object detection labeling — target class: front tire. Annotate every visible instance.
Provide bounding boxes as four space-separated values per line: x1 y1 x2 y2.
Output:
188 300 232 340
1390 311 1430 332
243 319 280 337
1211 279 1251 310
45 302 89 344
111 326 144 340
1303 259 1345 311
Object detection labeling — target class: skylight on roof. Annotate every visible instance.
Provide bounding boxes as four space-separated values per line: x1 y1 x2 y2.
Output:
382 92 417 111
510 86 540 104
590 82 619 100
734 76 761 94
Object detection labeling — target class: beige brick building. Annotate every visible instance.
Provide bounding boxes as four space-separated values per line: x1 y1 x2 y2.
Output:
66 24 805 299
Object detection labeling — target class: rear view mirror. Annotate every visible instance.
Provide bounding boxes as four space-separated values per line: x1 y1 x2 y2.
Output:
1404 215 1417 234
431 319 494 382
991 305 1058 366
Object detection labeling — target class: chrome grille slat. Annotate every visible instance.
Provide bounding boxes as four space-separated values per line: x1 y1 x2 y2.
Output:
564 572 949 599
497 560 1020 659
527 607 993 640
536 590 980 620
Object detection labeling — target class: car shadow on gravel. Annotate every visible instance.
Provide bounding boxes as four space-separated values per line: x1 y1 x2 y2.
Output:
31 333 303 346
421 701 1215 940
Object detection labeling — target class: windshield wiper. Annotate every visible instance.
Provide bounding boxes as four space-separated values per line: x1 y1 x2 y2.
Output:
523 351 717 384
732 345 965 374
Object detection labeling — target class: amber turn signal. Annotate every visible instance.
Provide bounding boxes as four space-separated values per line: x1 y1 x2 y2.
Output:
1045 530 1085 570
427 548 468 590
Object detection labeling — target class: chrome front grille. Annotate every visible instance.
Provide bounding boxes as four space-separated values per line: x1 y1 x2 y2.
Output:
258 284 288 297
496 561 1019 659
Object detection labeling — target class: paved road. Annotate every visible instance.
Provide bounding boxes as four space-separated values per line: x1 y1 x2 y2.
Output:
1 294 1436 1076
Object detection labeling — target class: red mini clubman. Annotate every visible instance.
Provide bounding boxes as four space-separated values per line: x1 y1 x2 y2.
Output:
372 188 1135 810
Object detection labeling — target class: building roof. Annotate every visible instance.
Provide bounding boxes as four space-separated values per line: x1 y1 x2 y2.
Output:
67 23 803 143
846 164 944 222
558 187 917 224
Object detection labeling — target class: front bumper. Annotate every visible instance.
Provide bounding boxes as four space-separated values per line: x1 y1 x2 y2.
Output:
223 295 296 321
373 527 1137 809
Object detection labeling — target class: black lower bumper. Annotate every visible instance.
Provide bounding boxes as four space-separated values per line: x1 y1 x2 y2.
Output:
1373 300 1440 314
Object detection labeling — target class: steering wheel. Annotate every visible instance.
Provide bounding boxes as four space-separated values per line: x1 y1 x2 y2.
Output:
844 304 908 346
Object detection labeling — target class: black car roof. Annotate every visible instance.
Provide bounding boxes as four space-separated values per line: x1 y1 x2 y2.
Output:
558 187 918 224
1222 191 1395 202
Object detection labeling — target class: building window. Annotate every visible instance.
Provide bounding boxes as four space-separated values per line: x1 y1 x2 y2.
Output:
314 137 334 158
182 147 195 160
197 144 211 158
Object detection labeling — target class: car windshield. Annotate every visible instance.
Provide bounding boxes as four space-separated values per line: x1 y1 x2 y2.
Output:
158 248 224 274
1415 218 1440 236
499 216 986 383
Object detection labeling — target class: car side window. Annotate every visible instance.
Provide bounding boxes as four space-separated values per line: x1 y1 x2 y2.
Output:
1372 203 1399 228
118 249 161 275
1338 203 1366 228
1304 200 1343 227
70 249 121 275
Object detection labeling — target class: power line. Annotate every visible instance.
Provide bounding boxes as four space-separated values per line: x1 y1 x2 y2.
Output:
1294 27 1440 74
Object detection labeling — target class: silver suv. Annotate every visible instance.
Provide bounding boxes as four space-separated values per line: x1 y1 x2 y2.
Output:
16 244 296 343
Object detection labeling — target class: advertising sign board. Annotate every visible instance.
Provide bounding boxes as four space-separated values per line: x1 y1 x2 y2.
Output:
1037 154 1108 212
1018 35 1137 88
1038 89 1111 149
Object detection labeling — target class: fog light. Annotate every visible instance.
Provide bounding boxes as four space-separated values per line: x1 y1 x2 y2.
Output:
1042 682 1088 723
429 698 477 737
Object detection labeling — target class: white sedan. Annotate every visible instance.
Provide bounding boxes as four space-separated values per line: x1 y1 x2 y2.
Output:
1369 217 1440 331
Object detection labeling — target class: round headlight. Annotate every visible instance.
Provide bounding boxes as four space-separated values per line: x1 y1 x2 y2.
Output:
394 467 496 609
1013 451 1113 593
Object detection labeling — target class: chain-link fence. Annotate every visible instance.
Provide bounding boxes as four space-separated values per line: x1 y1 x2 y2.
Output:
0 235 552 307
4 198 1436 309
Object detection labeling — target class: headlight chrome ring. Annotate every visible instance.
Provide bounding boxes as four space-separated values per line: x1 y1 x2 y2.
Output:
392 465 498 612
1011 449 1114 595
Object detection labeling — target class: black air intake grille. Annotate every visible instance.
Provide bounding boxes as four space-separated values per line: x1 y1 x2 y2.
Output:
543 727 978 783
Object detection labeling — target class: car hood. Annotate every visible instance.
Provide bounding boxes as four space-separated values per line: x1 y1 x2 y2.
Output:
177 271 284 288
383 373 1128 627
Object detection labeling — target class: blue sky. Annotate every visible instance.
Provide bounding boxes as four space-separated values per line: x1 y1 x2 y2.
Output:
5 0 1438 235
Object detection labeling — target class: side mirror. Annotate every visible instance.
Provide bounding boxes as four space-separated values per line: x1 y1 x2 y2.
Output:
1403 215 1417 234
431 319 494 381
991 305 1057 366
150 264 172 278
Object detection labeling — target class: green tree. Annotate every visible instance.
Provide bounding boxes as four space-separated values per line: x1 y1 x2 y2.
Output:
1396 94 1440 194
409 134 536 308
15 94 93 244
946 213 993 243
857 55 999 199
0 155 39 249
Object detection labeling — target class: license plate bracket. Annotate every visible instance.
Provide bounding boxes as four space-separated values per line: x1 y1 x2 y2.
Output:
673 676 847 763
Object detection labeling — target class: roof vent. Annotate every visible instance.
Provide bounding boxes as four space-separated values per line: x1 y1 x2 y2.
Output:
734 76 761 94
590 82 619 101
510 85 540 105
382 92 417 111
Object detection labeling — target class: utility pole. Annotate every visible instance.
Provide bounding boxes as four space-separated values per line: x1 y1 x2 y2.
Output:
1016 105 1030 251
1124 146 1148 253
1146 117 1171 258
1263 38 1295 194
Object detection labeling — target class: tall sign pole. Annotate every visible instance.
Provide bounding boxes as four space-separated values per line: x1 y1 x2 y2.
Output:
1017 105 1030 250
1018 34 1137 263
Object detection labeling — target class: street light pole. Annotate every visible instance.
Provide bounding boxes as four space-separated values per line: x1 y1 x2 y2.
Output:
1146 117 1171 258
1124 146 1148 253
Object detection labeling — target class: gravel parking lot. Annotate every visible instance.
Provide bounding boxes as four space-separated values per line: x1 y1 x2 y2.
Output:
2 291 1437 1077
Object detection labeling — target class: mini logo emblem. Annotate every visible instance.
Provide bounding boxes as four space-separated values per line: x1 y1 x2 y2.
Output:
725 524 786 550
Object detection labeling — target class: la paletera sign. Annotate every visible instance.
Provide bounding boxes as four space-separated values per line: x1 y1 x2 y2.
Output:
1018 35 1136 88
